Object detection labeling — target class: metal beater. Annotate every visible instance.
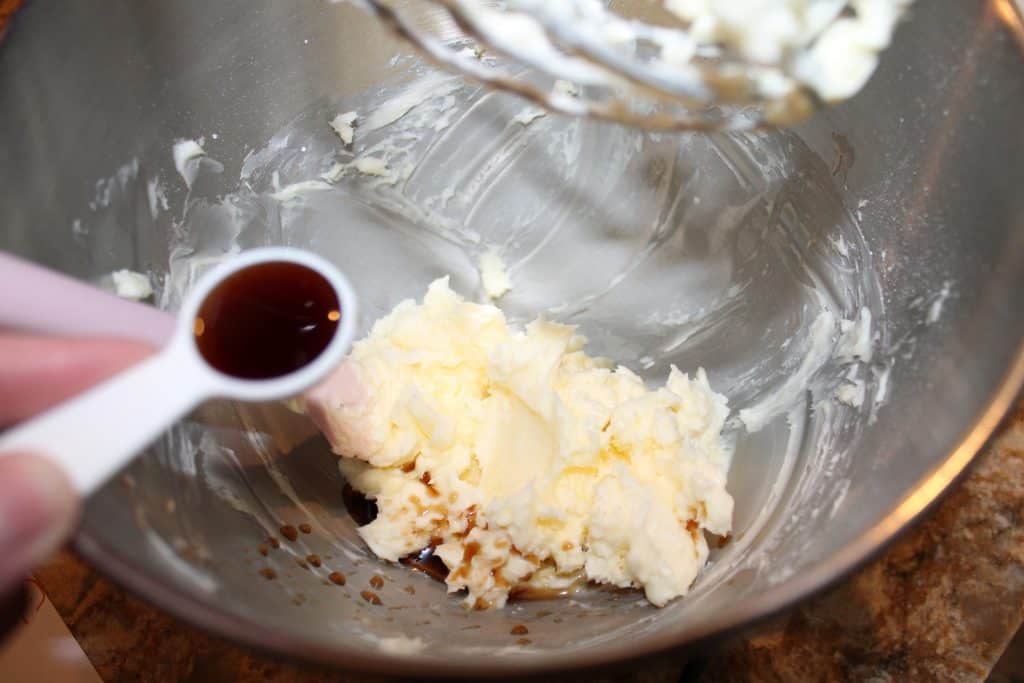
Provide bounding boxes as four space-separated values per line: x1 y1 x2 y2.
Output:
362 0 914 130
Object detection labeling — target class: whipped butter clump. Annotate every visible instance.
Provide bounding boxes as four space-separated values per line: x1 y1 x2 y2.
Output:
303 278 733 608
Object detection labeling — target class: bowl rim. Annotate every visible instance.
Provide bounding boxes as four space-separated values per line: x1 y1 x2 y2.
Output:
71 337 1024 677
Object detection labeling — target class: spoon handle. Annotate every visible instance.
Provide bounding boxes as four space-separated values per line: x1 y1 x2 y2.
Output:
0 343 210 495
0 252 175 346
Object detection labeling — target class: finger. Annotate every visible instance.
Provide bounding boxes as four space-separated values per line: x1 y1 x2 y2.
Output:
0 453 78 593
0 334 154 427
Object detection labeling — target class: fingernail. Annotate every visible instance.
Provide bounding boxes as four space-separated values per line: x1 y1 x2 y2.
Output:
0 454 78 586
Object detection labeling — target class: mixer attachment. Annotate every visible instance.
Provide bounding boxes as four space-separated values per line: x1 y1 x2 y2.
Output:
361 0 914 130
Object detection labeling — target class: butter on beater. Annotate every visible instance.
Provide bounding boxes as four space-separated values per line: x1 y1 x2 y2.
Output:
303 278 733 608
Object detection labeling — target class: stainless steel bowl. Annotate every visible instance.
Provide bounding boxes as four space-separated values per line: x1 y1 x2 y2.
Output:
2 0 1023 676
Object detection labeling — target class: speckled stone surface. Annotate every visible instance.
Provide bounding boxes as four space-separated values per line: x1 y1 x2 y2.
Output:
0 0 22 41
29 403 1024 682
689 403 1024 683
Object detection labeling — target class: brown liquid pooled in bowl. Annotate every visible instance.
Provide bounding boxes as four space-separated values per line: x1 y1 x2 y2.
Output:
194 261 340 380
509 581 589 601
401 543 449 582
341 486 578 601
342 486 450 580
342 484 379 526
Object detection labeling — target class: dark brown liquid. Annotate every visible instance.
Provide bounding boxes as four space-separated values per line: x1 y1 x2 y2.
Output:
194 261 340 380
341 485 450 580
340 486 590 600
342 484 379 526
401 543 449 582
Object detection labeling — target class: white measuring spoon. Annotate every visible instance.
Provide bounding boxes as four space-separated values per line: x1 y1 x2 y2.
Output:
0 247 358 496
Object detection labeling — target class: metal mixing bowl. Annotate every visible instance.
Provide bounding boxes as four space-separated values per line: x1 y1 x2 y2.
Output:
2 0 1023 676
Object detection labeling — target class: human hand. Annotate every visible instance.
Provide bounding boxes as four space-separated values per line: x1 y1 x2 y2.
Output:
0 334 152 592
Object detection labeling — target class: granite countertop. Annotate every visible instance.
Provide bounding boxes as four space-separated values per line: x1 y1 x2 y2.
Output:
29 402 1024 682
0 0 20 41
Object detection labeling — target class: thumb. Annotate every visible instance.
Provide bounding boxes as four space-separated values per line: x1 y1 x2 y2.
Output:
0 453 78 591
